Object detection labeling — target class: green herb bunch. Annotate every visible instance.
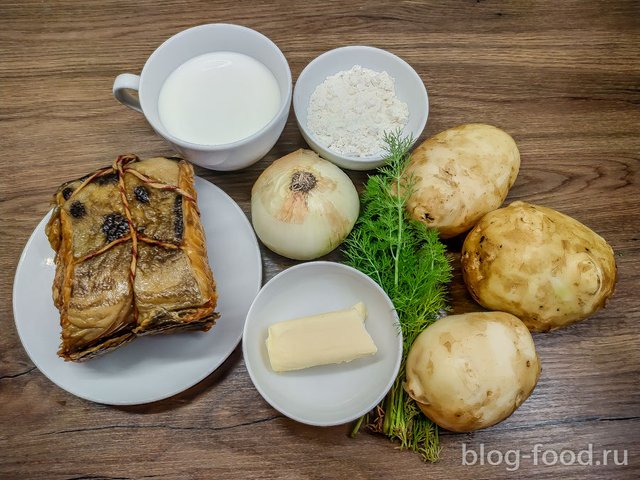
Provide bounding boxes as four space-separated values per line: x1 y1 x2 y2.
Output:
343 131 452 462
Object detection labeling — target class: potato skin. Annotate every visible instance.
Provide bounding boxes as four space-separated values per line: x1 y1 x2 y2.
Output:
405 312 540 432
461 201 617 332
404 124 520 238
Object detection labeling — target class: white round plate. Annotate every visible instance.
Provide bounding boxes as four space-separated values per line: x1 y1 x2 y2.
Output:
13 176 261 405
243 261 402 426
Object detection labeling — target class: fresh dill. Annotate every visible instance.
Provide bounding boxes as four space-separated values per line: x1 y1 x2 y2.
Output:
343 131 452 462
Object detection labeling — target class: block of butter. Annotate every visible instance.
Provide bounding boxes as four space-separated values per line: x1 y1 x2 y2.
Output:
265 302 378 372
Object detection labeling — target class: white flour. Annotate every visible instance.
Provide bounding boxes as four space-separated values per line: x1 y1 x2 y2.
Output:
307 65 409 157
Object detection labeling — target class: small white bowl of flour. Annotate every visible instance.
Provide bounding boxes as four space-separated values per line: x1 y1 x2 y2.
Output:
293 46 428 170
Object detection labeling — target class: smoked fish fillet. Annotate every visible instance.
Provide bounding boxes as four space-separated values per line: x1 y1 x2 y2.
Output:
45 155 218 361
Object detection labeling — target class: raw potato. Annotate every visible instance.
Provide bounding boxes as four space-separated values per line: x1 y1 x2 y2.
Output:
405 312 540 432
461 201 617 332
404 124 520 238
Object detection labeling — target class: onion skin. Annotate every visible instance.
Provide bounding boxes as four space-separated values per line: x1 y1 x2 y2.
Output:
251 149 360 260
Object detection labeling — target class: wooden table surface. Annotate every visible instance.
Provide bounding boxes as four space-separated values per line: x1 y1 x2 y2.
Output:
1 1 639 479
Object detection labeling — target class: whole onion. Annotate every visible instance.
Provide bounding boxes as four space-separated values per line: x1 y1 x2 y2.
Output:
251 149 360 260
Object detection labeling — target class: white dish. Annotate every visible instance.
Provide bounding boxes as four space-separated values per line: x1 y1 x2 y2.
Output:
13 176 262 405
243 261 402 426
293 45 428 171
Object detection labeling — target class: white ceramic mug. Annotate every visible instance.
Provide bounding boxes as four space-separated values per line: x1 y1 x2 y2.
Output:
113 24 292 171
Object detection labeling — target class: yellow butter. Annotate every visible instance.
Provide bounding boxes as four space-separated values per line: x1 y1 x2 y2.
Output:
266 302 378 372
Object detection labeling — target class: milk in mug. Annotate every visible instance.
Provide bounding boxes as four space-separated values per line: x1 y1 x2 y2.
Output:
158 52 281 145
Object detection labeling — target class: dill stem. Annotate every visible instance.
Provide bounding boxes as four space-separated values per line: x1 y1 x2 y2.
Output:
382 387 393 435
350 414 365 438
394 172 403 288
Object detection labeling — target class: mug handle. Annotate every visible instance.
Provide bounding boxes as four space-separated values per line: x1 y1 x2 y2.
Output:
113 73 142 113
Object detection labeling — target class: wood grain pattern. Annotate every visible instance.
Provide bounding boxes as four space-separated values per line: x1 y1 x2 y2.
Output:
1 1 639 478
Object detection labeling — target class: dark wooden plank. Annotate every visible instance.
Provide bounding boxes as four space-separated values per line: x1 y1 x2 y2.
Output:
1 1 639 479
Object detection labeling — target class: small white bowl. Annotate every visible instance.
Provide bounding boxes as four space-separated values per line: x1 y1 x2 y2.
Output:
293 46 428 171
242 261 402 426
